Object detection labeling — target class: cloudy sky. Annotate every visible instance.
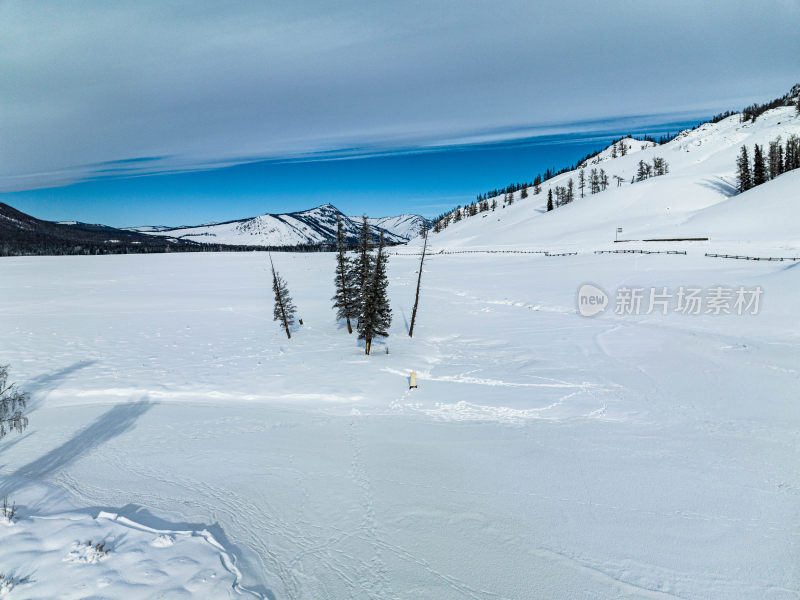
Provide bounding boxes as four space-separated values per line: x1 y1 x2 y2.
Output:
0 1 797 224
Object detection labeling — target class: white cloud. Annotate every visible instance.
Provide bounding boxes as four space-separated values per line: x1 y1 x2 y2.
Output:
0 0 797 191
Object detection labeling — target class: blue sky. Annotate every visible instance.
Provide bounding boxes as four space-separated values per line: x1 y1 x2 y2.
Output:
0 1 797 226
3 114 706 226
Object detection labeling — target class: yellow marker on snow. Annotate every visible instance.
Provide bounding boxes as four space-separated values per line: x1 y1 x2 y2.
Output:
409 371 418 389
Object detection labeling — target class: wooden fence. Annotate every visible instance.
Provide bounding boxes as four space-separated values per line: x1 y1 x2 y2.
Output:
705 253 800 262
595 249 686 255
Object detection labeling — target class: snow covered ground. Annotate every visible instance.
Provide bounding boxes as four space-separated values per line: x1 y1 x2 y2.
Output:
1 245 798 598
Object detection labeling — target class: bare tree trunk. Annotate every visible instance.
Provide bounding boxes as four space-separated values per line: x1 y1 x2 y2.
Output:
346 317 352 334
365 339 371 355
408 230 428 337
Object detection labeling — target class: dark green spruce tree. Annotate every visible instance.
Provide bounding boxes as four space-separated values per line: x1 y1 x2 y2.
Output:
332 216 358 333
352 216 374 319
271 256 297 339
358 231 392 355
547 188 553 211
736 145 752 193
752 144 767 186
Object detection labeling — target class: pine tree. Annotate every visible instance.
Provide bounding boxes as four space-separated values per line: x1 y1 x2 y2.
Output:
352 216 374 318
611 142 618 159
752 144 766 186
578 168 586 197
567 178 574 203
547 188 553 211
600 169 608 191
768 138 783 180
785 135 800 171
520 186 528 199
591 168 600 192
358 232 392 355
636 160 648 182
736 145 752 193
0 365 28 440
533 175 542 194
271 257 297 339
331 216 358 334
619 139 628 156
491 198 497 211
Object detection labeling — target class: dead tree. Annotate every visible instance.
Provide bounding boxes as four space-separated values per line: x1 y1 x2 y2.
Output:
0 365 29 440
408 228 428 337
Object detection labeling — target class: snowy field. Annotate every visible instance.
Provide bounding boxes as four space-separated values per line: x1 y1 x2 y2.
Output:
1 249 798 599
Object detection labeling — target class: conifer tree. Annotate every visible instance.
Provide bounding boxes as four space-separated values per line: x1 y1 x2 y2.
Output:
352 216 374 317
768 138 783 180
547 188 553 211
736 145 752 193
332 216 358 333
567 178 574 203
752 144 766 186
578 168 586 197
271 257 297 339
591 168 600 192
636 160 648 182
533 175 542 195
491 198 497 211
785 135 800 171
521 186 528 199
0 365 28 440
358 232 392 355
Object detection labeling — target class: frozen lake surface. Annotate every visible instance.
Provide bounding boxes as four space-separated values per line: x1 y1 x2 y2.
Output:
1 250 797 598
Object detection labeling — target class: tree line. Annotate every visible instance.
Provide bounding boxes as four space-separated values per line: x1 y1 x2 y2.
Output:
740 84 800 123
430 149 670 229
736 134 800 193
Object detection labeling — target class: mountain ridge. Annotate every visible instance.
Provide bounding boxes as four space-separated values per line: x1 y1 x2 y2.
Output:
130 203 427 247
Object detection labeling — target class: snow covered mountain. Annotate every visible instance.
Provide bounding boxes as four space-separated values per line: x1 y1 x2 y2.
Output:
132 204 425 247
363 214 427 241
424 89 800 254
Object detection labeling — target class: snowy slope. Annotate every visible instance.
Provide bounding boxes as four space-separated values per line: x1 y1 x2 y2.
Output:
136 204 424 246
579 136 657 167
426 103 800 253
363 214 427 241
